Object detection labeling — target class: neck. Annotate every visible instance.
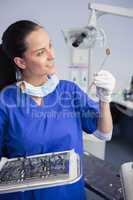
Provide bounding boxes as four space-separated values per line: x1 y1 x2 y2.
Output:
21 74 48 86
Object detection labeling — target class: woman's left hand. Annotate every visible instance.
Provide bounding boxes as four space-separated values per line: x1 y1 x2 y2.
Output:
94 70 116 103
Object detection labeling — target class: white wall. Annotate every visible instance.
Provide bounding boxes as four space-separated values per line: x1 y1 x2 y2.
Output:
0 0 133 91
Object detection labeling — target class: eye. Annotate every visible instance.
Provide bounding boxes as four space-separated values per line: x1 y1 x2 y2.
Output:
36 49 46 56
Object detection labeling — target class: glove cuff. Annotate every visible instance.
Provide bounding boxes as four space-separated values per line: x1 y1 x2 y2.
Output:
96 88 112 103
99 95 112 103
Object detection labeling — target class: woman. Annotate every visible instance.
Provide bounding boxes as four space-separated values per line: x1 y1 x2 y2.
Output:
0 20 115 200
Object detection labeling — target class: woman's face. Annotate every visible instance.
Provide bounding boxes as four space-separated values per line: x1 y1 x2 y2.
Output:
21 27 56 78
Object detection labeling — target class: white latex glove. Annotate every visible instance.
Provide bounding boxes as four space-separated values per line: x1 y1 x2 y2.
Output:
93 70 116 103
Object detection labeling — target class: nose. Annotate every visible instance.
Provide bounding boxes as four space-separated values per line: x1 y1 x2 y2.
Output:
46 48 55 60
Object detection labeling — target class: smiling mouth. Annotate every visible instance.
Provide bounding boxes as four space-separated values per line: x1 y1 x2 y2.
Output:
47 63 55 68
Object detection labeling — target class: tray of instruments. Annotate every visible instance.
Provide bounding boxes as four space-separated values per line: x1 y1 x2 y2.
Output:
0 149 81 194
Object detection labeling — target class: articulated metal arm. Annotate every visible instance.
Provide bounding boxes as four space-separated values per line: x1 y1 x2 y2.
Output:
89 3 133 18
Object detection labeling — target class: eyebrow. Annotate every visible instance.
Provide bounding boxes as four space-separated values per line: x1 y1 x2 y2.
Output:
33 40 52 53
34 47 45 53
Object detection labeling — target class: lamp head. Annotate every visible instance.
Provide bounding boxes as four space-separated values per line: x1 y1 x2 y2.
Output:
62 9 106 48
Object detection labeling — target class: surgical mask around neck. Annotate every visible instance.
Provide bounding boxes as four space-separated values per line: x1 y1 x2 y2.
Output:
16 74 59 97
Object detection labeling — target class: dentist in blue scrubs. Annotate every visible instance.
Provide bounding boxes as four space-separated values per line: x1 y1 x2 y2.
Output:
0 20 115 200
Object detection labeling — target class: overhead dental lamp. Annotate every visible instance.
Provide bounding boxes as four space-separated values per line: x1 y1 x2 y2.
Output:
62 2 133 49
62 9 106 49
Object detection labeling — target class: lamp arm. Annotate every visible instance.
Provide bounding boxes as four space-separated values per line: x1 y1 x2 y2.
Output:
88 3 133 19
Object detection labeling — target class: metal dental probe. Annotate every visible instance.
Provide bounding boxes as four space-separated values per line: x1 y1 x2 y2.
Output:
88 48 111 91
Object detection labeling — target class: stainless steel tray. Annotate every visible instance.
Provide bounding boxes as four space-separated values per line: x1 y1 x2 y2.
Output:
0 149 81 194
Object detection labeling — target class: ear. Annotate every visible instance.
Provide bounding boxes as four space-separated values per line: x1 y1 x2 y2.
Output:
14 57 26 70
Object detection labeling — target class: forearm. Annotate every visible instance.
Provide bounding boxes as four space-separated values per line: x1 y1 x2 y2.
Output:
97 101 113 133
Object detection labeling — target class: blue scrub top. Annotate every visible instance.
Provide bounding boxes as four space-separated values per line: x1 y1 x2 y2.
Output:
0 80 99 200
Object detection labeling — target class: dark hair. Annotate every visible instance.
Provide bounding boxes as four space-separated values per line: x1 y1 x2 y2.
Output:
0 20 41 90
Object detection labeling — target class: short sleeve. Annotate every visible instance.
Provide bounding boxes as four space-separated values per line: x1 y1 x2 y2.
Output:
73 83 100 134
0 98 8 158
